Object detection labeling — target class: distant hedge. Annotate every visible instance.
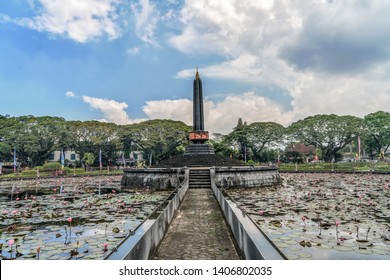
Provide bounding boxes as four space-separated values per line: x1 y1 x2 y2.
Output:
42 162 62 171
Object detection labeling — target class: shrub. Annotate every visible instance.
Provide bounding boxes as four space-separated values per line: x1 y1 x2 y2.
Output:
35 166 44 171
42 162 62 171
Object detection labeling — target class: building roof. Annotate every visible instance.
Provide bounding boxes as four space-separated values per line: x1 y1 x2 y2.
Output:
287 143 316 154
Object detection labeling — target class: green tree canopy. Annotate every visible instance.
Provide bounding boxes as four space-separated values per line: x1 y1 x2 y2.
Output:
82 152 95 167
247 122 285 162
363 111 390 159
67 121 120 165
287 114 363 162
120 119 191 165
0 115 66 167
225 121 285 162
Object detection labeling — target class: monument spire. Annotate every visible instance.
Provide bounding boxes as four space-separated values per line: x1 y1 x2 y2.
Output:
193 67 204 132
195 66 200 80
185 68 214 154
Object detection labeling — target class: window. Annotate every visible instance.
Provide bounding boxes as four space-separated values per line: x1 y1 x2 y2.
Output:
71 154 76 160
48 153 55 161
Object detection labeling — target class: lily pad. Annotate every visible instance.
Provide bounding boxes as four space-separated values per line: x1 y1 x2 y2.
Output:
353 248 373 255
297 252 312 259
284 253 298 260
289 245 302 252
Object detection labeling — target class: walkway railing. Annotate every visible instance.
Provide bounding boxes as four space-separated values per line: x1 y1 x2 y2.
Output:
210 169 286 260
106 169 189 260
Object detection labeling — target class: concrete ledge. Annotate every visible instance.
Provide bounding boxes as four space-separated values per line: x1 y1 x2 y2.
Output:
211 176 285 260
121 168 185 190
280 170 390 174
106 169 189 260
213 166 280 188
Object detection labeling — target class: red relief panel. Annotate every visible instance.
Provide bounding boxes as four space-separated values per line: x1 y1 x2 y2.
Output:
189 131 209 140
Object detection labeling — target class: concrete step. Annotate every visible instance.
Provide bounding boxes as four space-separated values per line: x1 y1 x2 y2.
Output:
189 181 211 185
189 169 211 188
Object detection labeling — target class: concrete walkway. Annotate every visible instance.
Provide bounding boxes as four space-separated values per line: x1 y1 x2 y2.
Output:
154 189 240 260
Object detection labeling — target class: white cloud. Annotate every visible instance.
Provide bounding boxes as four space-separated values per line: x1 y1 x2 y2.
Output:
127 47 140 55
82 95 145 125
79 91 293 134
289 73 390 122
170 0 390 125
65 91 76 98
12 0 122 43
143 99 193 124
0 14 11 23
142 92 293 134
131 0 160 46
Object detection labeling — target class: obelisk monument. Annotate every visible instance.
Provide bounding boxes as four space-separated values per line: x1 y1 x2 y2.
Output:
193 68 204 132
185 68 215 155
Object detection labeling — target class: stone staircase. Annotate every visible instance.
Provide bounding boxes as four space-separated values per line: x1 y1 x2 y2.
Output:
189 169 211 188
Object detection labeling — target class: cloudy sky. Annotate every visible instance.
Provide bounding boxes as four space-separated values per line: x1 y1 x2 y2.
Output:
1 0 390 134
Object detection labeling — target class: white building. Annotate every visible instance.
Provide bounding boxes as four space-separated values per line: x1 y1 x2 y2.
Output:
48 150 79 163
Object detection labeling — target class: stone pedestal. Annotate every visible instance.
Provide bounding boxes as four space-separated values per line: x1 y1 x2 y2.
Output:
184 144 215 155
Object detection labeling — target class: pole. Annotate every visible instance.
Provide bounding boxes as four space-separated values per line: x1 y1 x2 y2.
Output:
61 148 65 170
357 136 361 161
99 149 102 171
13 146 17 174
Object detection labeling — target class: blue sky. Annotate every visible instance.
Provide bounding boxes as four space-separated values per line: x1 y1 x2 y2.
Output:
1 0 390 134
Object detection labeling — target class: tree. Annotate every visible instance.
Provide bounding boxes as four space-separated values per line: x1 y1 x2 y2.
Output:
209 133 233 157
0 115 66 167
67 121 120 166
82 153 95 169
363 111 390 159
120 119 191 165
225 119 250 161
288 114 362 162
225 121 285 162
247 122 285 162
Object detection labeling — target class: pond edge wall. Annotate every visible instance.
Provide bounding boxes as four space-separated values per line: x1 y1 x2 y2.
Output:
106 169 189 260
213 166 280 188
121 168 185 190
211 169 285 260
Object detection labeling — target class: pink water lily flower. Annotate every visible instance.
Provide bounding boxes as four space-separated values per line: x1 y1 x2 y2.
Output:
259 210 264 216
67 217 72 223
103 243 108 252
8 239 15 246
335 220 340 227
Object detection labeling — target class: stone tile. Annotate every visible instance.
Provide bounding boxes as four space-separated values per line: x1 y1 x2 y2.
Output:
154 189 240 260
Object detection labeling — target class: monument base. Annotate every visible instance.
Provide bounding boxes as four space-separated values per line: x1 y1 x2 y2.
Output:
184 143 215 155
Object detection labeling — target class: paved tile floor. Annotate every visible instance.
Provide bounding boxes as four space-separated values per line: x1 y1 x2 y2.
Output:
154 188 240 260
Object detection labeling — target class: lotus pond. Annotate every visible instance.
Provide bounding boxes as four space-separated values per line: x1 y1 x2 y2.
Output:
227 173 390 260
0 176 171 260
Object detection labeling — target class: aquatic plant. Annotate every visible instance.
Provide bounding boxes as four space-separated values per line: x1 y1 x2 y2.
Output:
366 227 371 241
301 216 306 225
8 239 14 259
316 213 322 236
259 210 264 216
67 217 73 243
103 243 108 252
335 220 340 242
355 225 360 240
